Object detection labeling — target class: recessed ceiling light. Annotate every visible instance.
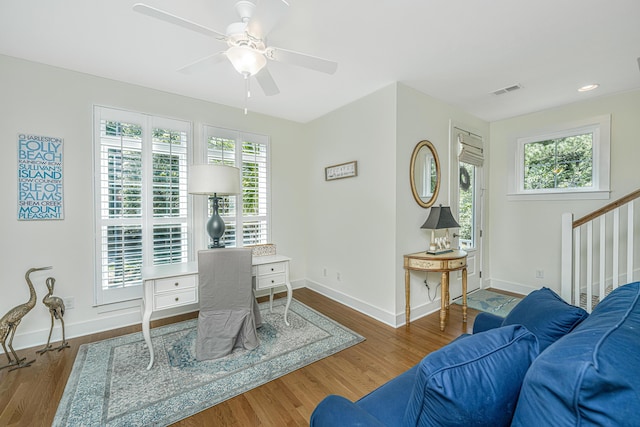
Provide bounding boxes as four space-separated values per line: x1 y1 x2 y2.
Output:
578 84 599 92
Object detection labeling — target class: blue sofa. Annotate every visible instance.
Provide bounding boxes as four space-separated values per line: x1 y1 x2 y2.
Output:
310 283 640 426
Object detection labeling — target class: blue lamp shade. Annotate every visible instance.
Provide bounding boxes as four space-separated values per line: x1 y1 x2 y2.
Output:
188 164 241 248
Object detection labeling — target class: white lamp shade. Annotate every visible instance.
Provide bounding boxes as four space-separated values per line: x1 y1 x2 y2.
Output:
226 46 267 76
188 164 241 196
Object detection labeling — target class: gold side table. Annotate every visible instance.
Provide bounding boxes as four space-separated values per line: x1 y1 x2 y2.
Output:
403 250 467 329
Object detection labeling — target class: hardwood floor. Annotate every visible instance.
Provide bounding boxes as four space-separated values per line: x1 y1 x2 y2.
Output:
0 288 479 426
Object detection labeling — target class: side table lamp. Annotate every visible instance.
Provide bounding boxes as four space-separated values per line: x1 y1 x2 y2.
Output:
188 164 241 248
421 204 460 255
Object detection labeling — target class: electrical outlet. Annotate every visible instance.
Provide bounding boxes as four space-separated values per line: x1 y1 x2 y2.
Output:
63 296 75 310
336 272 341 281
535 270 544 279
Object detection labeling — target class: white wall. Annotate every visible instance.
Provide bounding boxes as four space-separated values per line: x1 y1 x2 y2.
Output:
488 89 640 295
303 83 489 326
0 54 308 350
395 84 489 322
304 84 399 324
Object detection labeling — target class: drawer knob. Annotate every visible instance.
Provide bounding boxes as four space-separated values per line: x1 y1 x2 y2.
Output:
175 297 179 302
174 282 179 287
271 267 274 271
271 279 275 283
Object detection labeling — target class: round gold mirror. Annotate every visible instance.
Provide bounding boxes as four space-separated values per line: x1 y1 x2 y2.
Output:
410 140 440 208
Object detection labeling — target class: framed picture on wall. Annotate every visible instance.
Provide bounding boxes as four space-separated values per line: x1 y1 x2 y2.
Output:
17 133 64 220
325 161 358 181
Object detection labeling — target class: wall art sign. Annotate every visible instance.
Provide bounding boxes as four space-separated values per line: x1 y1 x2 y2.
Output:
325 160 358 181
17 133 64 220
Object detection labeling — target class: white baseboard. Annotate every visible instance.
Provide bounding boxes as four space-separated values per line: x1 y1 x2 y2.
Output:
486 279 537 296
304 279 396 326
304 279 441 328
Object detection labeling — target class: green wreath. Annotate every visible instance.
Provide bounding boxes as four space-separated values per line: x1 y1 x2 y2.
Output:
459 167 471 191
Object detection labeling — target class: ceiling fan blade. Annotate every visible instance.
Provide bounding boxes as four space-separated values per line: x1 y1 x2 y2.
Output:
133 3 226 40
255 67 280 96
178 52 228 74
246 0 289 40
267 47 338 75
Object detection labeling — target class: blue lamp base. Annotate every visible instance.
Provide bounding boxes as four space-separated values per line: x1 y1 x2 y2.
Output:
207 195 226 248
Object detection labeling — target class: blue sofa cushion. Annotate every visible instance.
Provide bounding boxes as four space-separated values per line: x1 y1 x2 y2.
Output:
310 395 386 426
502 287 588 351
356 365 418 425
403 324 539 427
310 366 419 426
512 282 640 426
472 312 504 333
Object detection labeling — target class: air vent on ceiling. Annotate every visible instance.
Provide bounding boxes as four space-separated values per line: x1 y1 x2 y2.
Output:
492 84 522 95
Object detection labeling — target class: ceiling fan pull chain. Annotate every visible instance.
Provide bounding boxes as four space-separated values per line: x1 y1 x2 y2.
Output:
244 72 250 115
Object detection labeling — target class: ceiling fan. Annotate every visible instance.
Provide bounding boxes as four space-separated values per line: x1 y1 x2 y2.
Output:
133 0 338 97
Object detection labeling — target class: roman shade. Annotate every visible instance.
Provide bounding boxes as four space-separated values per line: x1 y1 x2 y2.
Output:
458 130 484 166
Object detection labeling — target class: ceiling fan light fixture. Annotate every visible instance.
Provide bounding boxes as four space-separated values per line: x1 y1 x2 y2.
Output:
226 45 266 76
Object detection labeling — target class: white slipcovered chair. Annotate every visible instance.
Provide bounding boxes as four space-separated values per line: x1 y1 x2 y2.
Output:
196 248 262 361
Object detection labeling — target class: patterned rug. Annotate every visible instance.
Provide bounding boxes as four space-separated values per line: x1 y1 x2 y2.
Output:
455 289 522 317
54 299 364 427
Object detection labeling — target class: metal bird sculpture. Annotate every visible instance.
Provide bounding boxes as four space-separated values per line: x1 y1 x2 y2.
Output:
0 266 52 371
37 277 70 354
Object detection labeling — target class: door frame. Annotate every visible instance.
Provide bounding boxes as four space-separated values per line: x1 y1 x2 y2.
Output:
448 120 485 297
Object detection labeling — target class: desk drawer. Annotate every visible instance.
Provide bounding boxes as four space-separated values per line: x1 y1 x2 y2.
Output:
447 259 466 269
154 288 197 309
408 258 444 270
256 273 286 290
155 274 197 293
257 262 286 276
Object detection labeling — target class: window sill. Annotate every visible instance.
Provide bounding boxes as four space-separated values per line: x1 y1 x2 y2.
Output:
507 190 610 202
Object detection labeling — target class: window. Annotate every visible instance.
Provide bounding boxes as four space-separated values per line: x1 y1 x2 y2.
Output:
94 107 190 305
456 130 483 250
458 162 475 249
508 115 610 200
203 126 270 247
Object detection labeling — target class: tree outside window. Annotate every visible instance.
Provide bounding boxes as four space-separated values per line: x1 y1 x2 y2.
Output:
508 115 610 200
523 133 593 190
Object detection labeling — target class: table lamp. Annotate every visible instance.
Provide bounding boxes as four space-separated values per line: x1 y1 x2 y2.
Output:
188 164 241 248
421 204 460 254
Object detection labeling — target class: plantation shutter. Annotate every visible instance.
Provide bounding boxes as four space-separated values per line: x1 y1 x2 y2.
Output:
151 127 189 266
241 137 269 245
204 126 270 247
457 130 484 166
94 106 190 305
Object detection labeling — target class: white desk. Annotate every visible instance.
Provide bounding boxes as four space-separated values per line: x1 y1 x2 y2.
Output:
141 254 292 369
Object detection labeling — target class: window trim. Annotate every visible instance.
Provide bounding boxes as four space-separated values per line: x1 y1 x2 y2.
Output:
507 114 611 201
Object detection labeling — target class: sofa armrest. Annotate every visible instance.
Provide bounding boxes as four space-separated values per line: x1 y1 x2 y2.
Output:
473 312 504 333
310 395 386 427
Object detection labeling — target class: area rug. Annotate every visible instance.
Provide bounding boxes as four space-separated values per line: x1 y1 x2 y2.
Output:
53 299 364 427
455 289 522 317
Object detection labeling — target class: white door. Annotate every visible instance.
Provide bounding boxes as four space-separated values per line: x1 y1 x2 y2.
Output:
449 124 484 298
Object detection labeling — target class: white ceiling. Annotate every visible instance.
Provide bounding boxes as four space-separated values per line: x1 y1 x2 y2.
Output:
2 0 639 123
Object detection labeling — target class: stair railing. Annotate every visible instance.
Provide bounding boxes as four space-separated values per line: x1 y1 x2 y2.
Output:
561 189 640 311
